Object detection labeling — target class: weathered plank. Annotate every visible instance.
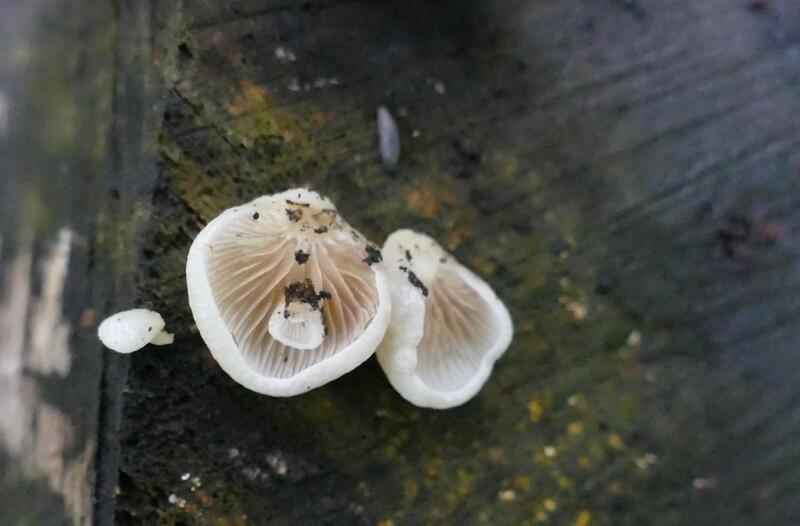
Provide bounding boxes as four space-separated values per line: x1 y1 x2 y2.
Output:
107 1 800 525
3 0 800 525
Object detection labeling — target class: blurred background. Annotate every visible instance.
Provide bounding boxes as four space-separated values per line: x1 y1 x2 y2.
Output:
1 1 800 525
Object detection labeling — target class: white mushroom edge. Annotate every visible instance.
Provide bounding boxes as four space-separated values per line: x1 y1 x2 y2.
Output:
186 188 392 397
376 229 513 408
97 308 174 354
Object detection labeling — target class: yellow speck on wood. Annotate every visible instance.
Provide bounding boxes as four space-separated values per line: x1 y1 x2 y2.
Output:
608 433 625 450
514 475 531 491
404 479 419 500
225 80 268 116
404 187 439 219
557 475 573 490
527 400 544 423
567 422 584 436
543 498 557 512
573 510 592 526
527 270 547 288
442 226 476 253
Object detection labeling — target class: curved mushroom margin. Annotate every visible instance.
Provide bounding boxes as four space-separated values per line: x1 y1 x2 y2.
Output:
376 236 513 409
186 199 392 397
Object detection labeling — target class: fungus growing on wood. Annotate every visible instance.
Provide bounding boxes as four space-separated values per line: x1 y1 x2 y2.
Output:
377 229 513 408
97 309 174 354
186 188 391 396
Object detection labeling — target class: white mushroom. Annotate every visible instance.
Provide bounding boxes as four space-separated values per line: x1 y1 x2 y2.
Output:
98 308 174 354
376 229 513 408
186 188 391 396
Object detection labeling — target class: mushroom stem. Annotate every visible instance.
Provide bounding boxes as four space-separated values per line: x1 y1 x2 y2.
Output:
150 330 175 346
268 300 325 351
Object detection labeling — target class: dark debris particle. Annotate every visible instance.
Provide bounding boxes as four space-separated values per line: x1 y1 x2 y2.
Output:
253 212 260 220
283 309 289 319
286 208 302 222
294 250 309 264
284 279 329 310
314 226 328 234
405 249 413 261
147 326 152 332
611 0 646 19
407 271 429 297
439 257 448 264
363 245 383 265
399 265 408 272
717 214 752 257
748 0 768 11
286 199 310 207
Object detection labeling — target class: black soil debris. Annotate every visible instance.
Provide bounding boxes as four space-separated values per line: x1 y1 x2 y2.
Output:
286 199 310 207
405 249 413 261
407 271 429 297
284 279 330 310
314 226 328 234
294 250 309 264
253 212 260 220
286 208 303 222
363 244 383 265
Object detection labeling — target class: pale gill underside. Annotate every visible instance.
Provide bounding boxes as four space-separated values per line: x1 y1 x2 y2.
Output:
416 268 501 392
205 210 379 379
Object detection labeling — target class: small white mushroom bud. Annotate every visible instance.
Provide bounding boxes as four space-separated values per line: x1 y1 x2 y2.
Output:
377 229 513 409
186 188 391 397
97 308 174 354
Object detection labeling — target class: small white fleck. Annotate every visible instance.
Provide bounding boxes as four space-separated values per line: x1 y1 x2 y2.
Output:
274 46 296 62
288 78 300 92
498 489 516 502
266 453 288 476
544 446 557 458
168 494 178 504
411 129 420 138
180 472 190 481
433 81 446 94
377 106 400 168
228 447 240 459
693 477 717 490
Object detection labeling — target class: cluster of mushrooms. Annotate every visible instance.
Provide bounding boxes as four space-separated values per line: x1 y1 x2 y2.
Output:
99 188 513 409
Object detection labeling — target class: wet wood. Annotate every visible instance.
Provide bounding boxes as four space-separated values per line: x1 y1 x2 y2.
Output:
2 0 800 525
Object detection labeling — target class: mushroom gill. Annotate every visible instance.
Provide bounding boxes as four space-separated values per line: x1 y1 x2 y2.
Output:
377 229 513 408
187 188 391 396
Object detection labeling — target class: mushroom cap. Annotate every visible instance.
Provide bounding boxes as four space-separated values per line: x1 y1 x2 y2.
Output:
186 188 391 396
98 308 174 354
376 229 513 408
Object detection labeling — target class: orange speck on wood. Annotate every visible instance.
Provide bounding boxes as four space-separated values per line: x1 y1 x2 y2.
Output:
80 308 96 327
404 187 439 219
607 433 625 450
573 510 592 526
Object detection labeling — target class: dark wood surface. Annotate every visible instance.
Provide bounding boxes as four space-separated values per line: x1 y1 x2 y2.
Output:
1 1 799 525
